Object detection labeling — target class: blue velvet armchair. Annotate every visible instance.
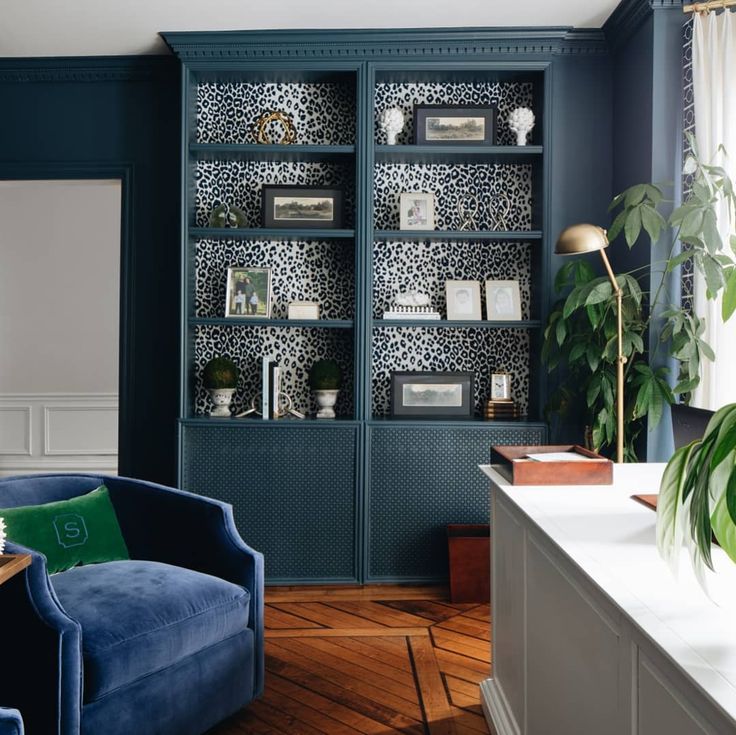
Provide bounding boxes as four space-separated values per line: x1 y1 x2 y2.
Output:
0 473 264 735
0 708 23 735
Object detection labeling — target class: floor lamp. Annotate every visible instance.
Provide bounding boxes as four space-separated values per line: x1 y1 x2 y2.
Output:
555 224 626 463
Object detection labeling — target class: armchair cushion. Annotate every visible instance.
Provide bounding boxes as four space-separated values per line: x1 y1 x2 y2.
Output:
1 486 128 573
51 559 250 703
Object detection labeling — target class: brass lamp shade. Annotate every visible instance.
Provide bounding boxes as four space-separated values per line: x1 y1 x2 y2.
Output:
555 224 609 255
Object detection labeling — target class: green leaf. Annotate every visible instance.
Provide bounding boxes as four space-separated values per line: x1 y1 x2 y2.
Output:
640 204 664 244
701 208 723 254
555 317 567 347
624 184 647 208
728 468 736 526
680 207 705 241
608 190 626 212
666 250 695 272
586 343 601 373
698 337 716 362
673 377 699 394
711 485 736 564
607 209 628 244
656 442 696 571
586 376 601 406
624 206 642 247
722 268 736 321
568 342 586 363
554 261 575 292
585 281 613 306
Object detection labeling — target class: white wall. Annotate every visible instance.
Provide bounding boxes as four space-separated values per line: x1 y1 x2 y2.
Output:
0 180 120 475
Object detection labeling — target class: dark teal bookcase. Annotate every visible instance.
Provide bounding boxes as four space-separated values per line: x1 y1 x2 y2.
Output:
163 28 612 583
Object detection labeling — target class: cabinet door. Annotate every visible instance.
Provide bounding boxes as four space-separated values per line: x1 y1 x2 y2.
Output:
367 424 545 580
181 424 358 583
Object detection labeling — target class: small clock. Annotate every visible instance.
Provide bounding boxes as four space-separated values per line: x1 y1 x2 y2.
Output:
490 372 512 401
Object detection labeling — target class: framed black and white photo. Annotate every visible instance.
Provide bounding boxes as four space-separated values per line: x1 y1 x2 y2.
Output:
390 371 474 419
485 280 522 320
262 185 343 229
399 192 435 231
446 280 482 321
225 267 272 318
414 105 497 146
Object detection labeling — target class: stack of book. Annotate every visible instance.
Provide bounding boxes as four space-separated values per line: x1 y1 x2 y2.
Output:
484 399 522 421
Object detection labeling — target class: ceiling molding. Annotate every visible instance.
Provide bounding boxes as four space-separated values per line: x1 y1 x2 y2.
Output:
604 0 682 48
161 26 609 60
0 56 175 83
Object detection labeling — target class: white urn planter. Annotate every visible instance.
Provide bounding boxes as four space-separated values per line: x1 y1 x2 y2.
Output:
313 389 340 419
208 388 236 417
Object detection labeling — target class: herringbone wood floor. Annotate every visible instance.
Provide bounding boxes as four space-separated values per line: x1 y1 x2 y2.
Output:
209 585 491 735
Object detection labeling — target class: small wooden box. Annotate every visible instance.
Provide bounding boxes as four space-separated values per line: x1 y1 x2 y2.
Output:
491 444 613 485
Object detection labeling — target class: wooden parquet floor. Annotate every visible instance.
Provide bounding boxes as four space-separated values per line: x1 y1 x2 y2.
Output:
209 585 491 735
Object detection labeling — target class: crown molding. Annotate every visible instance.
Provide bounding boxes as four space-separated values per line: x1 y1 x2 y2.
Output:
161 27 609 61
0 55 175 83
604 0 683 49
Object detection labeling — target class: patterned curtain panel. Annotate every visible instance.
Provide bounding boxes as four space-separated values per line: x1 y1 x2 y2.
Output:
692 10 736 408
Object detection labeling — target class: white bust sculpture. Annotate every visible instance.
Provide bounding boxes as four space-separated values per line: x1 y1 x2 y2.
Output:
379 107 405 145
508 107 535 146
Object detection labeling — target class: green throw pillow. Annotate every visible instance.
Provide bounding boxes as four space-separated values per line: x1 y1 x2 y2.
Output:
2 485 129 574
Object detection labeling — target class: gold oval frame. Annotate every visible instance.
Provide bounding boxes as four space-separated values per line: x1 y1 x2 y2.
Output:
254 111 297 145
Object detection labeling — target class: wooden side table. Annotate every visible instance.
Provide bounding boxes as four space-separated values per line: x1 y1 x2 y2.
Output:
0 554 31 586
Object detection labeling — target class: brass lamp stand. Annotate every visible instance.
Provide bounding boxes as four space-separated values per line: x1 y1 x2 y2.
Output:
555 224 626 463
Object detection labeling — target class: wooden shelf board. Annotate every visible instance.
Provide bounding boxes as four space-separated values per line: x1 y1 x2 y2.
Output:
190 318 354 329
180 417 361 427
373 319 541 329
375 144 543 164
190 227 355 241
190 143 355 161
374 229 542 242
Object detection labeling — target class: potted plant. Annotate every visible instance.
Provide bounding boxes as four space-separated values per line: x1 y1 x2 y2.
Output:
542 141 736 459
309 359 342 419
203 356 239 417
657 404 736 585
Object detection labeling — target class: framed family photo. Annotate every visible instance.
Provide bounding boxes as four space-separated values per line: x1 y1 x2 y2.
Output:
390 371 474 419
446 280 482 320
414 105 497 146
225 267 272 318
486 280 521 320
262 185 343 229
399 192 435 231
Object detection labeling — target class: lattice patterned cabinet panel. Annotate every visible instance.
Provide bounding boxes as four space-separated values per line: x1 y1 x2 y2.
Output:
368 424 546 580
181 423 358 582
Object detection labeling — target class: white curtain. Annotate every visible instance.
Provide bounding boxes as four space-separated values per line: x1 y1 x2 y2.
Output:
692 10 736 410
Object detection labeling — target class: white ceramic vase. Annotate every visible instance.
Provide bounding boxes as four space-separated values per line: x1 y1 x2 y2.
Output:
313 389 340 419
208 388 236 417
379 107 405 146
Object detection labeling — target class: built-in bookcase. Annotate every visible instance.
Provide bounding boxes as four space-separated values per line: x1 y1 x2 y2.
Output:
166 32 555 583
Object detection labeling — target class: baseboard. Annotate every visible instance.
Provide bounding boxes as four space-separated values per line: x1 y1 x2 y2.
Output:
480 678 520 735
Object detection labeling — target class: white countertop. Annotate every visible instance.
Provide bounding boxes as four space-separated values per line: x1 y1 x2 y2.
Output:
481 462 736 725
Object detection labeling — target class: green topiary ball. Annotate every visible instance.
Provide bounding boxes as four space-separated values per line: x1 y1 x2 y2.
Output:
203 357 239 389
309 359 342 390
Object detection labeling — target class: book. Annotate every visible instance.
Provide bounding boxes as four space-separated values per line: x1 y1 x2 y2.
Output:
383 310 441 320
270 363 281 419
261 357 271 420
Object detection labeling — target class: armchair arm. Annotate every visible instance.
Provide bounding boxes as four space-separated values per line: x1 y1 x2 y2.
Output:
0 542 82 735
0 708 24 735
105 476 264 695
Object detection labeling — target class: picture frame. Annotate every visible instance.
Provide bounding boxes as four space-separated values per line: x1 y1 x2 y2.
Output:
446 280 482 321
399 192 435 231
262 185 343 229
414 105 497 146
485 280 522 320
225 267 272 319
390 371 474 419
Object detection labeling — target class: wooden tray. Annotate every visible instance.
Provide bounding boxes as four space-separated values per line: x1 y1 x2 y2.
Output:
491 444 613 486
0 554 31 586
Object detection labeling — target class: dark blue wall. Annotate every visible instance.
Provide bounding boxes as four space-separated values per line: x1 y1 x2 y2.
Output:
0 57 180 484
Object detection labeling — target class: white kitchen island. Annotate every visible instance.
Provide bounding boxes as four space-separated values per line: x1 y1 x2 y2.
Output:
480 463 736 735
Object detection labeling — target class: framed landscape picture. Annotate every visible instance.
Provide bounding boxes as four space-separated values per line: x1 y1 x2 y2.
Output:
225 267 272 318
390 371 474 419
262 185 343 229
414 105 497 146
